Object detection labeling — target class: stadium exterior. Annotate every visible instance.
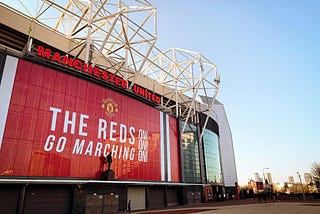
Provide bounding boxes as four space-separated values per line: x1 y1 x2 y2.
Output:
0 1 237 213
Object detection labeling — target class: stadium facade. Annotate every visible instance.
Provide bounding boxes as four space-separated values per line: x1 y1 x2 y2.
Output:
0 1 237 213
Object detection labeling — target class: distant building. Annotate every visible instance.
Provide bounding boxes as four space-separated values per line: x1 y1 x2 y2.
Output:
254 172 263 182
289 176 295 183
266 172 273 184
304 173 313 184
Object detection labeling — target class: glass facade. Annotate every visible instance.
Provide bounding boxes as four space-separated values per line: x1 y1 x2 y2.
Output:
180 121 201 183
203 129 223 184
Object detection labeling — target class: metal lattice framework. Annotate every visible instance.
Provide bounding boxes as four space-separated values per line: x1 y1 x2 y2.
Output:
4 0 157 81
143 48 220 135
2 0 221 136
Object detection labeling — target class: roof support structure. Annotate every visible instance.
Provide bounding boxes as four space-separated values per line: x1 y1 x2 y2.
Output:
1 0 221 138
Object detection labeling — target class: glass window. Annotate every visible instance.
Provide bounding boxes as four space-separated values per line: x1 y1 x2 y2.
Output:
203 129 222 184
180 121 201 183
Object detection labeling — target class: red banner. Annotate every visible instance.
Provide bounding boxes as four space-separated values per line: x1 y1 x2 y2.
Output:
0 59 169 181
169 116 180 182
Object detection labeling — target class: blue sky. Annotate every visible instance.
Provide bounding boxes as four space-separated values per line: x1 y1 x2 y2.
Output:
153 0 320 185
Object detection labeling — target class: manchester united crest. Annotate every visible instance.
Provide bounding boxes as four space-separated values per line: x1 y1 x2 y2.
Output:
102 98 118 118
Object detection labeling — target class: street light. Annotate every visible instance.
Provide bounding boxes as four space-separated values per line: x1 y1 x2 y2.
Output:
297 171 306 201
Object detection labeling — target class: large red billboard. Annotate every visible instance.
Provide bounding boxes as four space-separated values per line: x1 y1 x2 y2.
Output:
0 58 179 181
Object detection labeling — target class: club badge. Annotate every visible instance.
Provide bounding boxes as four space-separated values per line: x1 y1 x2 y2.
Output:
102 97 118 118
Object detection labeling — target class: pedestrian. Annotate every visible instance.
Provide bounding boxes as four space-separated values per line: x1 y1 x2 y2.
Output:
127 200 131 213
106 152 112 171
263 193 267 203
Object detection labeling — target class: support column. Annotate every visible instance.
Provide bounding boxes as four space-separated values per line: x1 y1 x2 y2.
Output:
17 185 27 214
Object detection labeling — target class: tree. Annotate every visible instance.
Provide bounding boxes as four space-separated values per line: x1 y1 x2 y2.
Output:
310 162 320 178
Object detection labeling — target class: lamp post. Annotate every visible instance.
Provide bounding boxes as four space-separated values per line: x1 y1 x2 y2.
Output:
297 171 306 201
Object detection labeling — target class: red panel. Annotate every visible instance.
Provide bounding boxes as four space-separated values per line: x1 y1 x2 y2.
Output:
169 116 180 182
0 59 162 181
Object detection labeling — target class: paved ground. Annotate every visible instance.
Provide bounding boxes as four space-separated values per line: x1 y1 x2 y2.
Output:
132 200 320 214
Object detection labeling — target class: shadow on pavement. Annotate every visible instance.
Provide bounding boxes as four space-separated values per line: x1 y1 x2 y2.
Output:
300 203 320 207
137 208 219 214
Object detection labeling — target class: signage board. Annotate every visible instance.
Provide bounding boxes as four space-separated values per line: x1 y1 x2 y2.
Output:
0 58 179 181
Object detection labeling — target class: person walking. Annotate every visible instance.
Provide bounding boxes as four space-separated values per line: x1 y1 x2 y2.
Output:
127 200 131 213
